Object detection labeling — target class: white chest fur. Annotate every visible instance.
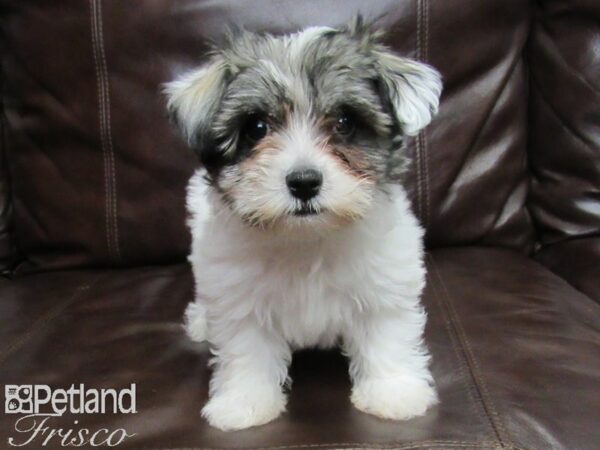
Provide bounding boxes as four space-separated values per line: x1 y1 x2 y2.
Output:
185 170 425 349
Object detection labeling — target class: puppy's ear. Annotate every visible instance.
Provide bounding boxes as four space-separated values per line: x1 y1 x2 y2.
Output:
164 56 229 148
374 51 442 136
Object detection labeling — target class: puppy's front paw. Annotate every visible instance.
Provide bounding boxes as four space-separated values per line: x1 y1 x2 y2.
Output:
351 375 438 420
202 385 286 431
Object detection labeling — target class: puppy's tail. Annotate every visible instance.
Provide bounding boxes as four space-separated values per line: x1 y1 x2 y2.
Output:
184 301 207 343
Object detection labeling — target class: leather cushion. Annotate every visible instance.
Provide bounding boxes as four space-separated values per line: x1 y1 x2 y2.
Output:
528 0 600 302
0 90 13 272
1 247 598 449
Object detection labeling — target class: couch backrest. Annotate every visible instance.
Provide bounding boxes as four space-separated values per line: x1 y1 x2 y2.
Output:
0 0 593 274
528 0 600 299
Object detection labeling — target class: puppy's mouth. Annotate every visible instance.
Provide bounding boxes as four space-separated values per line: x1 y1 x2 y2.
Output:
292 203 321 216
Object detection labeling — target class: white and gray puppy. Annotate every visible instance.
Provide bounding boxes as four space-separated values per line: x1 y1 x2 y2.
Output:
165 18 442 431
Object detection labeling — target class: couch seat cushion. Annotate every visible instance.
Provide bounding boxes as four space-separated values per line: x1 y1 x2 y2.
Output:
0 247 598 449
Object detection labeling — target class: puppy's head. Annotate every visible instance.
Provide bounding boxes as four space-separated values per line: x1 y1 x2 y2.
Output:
165 18 441 233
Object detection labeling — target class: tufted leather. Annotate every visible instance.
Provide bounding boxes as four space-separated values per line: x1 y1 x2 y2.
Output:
0 1 599 449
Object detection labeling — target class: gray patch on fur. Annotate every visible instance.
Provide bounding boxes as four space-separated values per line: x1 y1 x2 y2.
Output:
166 16 441 188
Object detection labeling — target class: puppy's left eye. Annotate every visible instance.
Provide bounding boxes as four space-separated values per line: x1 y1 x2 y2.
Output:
242 114 269 143
334 113 355 137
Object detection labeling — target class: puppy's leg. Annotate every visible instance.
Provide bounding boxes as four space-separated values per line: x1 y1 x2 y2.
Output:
344 307 438 420
184 301 207 342
203 319 291 431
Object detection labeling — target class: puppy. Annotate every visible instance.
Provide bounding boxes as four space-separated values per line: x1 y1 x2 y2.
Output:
165 18 442 431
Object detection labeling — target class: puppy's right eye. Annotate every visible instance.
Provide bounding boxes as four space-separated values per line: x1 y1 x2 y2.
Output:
241 114 269 143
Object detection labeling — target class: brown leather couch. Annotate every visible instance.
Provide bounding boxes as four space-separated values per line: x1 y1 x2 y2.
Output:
1 1 599 449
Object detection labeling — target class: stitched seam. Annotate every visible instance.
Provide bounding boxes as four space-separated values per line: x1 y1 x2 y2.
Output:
130 440 519 450
96 0 121 260
429 255 513 447
426 255 493 436
90 0 121 262
89 0 115 261
416 135 424 224
0 275 101 366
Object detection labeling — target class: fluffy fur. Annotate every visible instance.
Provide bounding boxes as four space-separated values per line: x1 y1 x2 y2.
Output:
166 18 442 431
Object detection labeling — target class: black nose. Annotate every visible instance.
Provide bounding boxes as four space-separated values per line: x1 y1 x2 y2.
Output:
286 168 323 201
